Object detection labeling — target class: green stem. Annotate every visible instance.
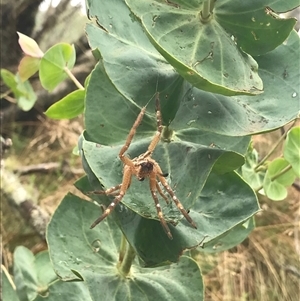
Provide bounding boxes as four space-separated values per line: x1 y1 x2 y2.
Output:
200 0 214 22
209 0 216 12
63 66 84 90
254 121 296 172
118 241 136 277
273 164 293 180
118 234 127 263
255 164 293 193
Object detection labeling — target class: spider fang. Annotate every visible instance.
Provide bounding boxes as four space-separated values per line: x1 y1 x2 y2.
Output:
90 93 197 239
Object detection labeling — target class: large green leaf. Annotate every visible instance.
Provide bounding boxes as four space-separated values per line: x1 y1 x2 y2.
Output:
171 30 300 136
79 128 259 265
34 281 91 301
80 132 246 221
84 60 250 150
200 217 255 253
125 0 264 95
214 0 297 56
47 193 204 301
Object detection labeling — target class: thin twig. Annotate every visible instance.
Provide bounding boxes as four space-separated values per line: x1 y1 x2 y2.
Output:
254 121 296 172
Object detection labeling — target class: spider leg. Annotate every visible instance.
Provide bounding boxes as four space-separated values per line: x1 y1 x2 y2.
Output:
156 182 169 204
90 166 132 229
142 92 163 159
149 172 172 239
92 184 122 195
155 164 197 229
119 106 147 164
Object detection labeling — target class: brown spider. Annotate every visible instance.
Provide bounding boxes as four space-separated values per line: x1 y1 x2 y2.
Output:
90 93 197 239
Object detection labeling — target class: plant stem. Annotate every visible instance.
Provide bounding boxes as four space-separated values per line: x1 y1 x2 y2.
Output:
118 240 136 278
272 164 293 180
63 66 84 90
209 0 216 12
254 121 296 172
118 234 127 263
255 164 293 193
200 0 214 21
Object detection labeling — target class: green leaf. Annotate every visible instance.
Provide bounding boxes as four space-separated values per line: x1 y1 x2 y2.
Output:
13 246 39 301
284 126 300 177
80 131 245 222
2 265 20 301
1 69 19 95
15 74 37 111
241 144 265 190
215 1 297 56
39 43 76 91
35 251 57 290
13 247 57 301
17 32 44 58
125 0 263 95
79 130 258 265
1 69 37 111
200 217 255 253
34 281 92 301
84 60 249 154
18 56 40 82
45 89 85 119
263 158 296 201
47 193 204 300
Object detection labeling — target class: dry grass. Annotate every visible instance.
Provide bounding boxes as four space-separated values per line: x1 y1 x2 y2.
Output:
2 117 85 259
202 195 299 301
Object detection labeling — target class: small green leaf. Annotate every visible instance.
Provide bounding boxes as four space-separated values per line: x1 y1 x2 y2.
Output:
2 265 20 301
39 43 76 91
241 145 265 190
17 32 44 58
263 158 296 201
45 89 85 119
1 69 19 95
284 126 300 177
13 246 38 301
18 56 40 81
15 74 37 111
13 247 57 301
1 69 37 111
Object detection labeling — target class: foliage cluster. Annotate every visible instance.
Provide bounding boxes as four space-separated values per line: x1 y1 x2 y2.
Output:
2 1 299 300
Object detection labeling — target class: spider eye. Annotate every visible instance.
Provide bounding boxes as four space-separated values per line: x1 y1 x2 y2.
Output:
138 177 145 181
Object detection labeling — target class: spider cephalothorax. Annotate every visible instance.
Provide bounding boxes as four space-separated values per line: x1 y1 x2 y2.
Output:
90 93 197 239
136 158 154 180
